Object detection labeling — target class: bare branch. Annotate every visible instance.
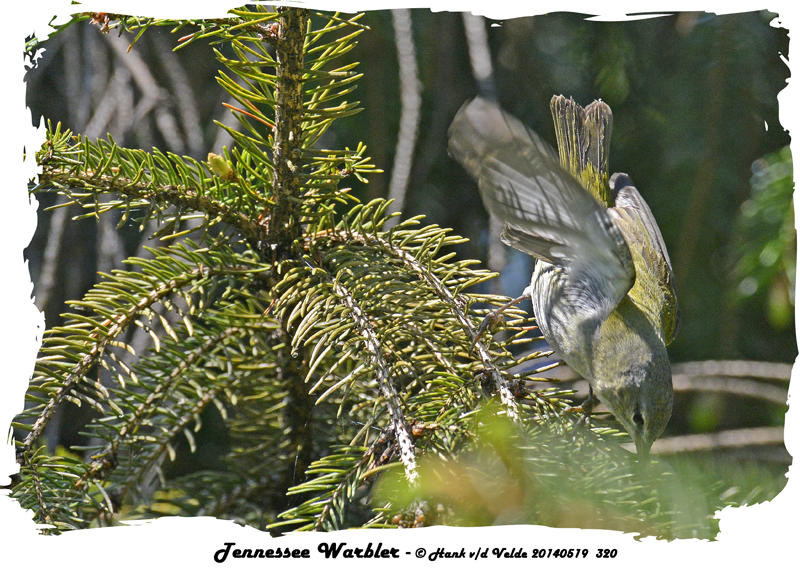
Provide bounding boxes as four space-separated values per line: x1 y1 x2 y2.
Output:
385 9 421 228
639 426 786 456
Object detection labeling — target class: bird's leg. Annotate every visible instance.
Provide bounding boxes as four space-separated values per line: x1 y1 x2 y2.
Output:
566 385 596 433
577 384 596 426
470 286 532 352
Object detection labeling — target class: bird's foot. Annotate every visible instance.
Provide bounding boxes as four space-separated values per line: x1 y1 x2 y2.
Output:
567 389 596 436
470 310 504 352
470 289 531 353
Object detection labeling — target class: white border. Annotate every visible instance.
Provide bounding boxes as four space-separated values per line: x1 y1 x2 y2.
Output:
2 1 796 569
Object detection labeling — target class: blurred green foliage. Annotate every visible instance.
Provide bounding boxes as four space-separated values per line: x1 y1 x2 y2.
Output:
731 146 795 330
373 403 723 538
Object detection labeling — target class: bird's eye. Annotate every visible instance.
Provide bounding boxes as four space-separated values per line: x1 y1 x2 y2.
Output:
633 411 644 426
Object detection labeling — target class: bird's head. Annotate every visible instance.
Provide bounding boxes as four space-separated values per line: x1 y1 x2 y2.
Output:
594 333 674 463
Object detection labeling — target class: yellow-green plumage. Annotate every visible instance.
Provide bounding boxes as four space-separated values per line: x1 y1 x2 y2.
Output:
449 95 680 459
550 95 679 347
611 205 680 345
551 95 613 207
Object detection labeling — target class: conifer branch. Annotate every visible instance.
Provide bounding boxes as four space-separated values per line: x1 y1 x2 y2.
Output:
22 265 212 451
75 327 241 489
87 380 231 527
328 272 418 484
323 227 521 422
269 7 310 249
43 169 267 241
274 445 374 531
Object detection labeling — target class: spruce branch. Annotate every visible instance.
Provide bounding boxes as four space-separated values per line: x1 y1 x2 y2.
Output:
74 326 242 490
311 258 419 483
22 265 208 451
269 7 310 249
12 446 104 532
36 125 268 243
18 241 268 452
320 218 522 422
93 378 231 525
272 445 375 531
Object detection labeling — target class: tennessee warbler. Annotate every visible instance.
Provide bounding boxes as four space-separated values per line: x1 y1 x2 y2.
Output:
449 96 680 460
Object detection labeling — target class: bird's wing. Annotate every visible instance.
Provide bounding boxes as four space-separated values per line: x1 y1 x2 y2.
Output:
609 174 681 344
448 97 635 322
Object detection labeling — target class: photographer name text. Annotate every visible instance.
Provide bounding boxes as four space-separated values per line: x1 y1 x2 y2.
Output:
213 542 618 563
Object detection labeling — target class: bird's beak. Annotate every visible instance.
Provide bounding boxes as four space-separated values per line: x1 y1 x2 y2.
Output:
635 438 651 465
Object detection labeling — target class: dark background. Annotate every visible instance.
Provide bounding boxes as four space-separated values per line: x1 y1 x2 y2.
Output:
23 9 793 480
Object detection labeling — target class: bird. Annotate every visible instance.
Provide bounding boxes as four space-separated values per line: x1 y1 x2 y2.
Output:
448 95 680 461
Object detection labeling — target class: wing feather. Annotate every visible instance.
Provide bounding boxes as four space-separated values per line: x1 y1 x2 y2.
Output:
609 173 681 343
448 97 636 324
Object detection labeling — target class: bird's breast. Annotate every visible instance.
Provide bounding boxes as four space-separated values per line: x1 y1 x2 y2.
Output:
529 262 666 384
529 261 595 380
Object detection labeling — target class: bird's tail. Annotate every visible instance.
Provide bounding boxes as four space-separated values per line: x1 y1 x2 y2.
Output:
550 95 613 207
